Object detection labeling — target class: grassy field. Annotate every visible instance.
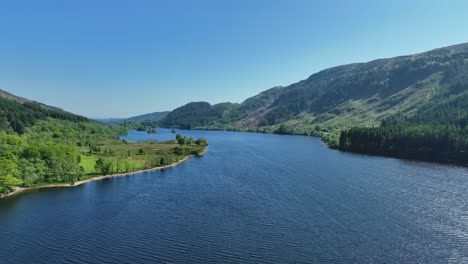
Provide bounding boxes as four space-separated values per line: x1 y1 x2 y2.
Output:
80 155 98 174
78 139 205 176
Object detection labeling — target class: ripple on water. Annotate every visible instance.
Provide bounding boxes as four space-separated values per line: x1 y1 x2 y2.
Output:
0 129 467 263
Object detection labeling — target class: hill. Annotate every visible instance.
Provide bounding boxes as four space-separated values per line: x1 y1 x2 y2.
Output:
257 43 468 132
93 118 126 124
94 112 170 126
0 92 207 195
162 102 222 129
0 95 88 134
0 89 31 104
150 42 467 134
125 111 169 123
0 89 66 112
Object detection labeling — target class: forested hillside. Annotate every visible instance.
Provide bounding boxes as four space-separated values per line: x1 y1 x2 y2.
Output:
140 42 468 137
0 96 88 134
126 111 169 126
338 88 468 164
0 95 207 195
251 42 468 133
162 102 222 129
0 96 121 194
336 47 468 165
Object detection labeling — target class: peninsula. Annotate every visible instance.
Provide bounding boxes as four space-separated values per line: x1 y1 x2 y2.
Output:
0 92 207 198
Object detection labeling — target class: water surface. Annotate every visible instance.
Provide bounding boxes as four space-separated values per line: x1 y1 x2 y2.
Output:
1 129 467 263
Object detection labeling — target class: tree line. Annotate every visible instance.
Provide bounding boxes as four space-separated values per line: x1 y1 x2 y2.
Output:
0 97 88 134
0 105 124 194
338 90 468 165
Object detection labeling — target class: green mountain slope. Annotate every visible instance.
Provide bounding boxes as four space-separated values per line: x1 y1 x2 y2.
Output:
127 111 169 123
95 112 169 125
154 87 288 130
0 89 31 104
0 96 88 134
0 96 106 194
150 42 468 137
0 89 66 112
257 43 468 133
162 102 222 129
0 92 207 195
338 83 468 165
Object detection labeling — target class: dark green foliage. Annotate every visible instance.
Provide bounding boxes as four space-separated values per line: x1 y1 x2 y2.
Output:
146 128 157 134
339 124 468 164
94 158 112 175
339 92 468 164
172 145 204 156
0 129 86 191
0 155 23 193
190 147 204 155
274 124 293 135
239 87 285 113
126 111 169 125
176 134 195 146
0 109 126 193
172 134 207 156
162 102 222 129
176 134 198 146
176 134 185 145
212 102 240 114
119 122 157 134
172 146 185 155
195 137 208 147
0 97 88 134
135 124 157 134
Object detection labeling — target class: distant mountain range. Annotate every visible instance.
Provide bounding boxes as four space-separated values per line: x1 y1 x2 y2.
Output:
130 42 468 136
126 111 170 124
95 111 169 125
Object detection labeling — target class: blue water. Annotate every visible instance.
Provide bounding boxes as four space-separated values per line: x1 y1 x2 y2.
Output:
1 129 467 263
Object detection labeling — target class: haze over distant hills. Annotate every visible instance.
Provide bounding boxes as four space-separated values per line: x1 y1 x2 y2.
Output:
96 111 169 125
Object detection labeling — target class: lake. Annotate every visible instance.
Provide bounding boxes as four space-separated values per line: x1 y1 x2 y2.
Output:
1 129 467 263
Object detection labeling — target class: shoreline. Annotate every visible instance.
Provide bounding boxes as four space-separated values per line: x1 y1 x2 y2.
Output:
0 149 207 199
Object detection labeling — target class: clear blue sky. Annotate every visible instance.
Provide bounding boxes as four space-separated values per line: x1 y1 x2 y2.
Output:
1 0 467 118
